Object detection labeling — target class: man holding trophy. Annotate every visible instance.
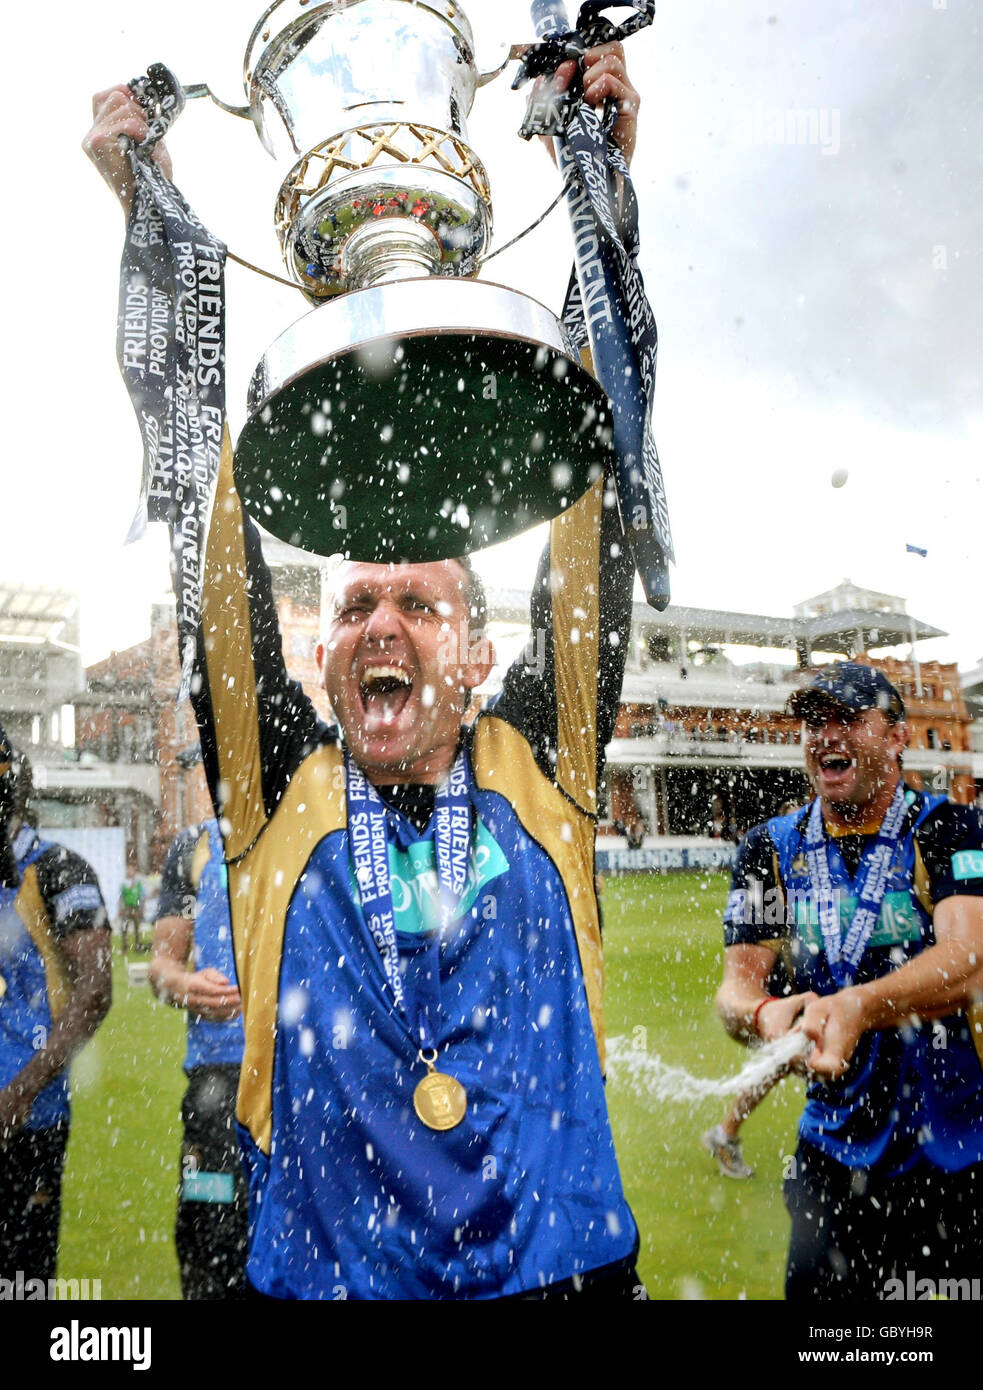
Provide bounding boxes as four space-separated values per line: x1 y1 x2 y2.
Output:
85 2 654 1300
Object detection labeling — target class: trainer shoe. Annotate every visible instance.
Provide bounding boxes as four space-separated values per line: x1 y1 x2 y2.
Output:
701 1124 754 1179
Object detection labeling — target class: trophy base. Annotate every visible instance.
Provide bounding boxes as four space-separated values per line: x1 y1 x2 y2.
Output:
234 279 613 561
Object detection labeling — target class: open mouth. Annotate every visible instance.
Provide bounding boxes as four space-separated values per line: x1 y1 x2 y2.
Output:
358 664 414 729
818 753 853 774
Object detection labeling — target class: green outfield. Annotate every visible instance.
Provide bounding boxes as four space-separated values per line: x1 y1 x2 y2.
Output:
57 871 802 1300
601 871 803 1300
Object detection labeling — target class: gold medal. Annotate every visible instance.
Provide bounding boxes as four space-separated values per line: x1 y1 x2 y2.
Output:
413 1049 467 1131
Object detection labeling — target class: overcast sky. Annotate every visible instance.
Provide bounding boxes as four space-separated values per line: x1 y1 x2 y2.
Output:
4 0 980 668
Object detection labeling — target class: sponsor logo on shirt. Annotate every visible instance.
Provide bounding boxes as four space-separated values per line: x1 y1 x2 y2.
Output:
952 849 983 882
791 890 923 949
362 822 510 937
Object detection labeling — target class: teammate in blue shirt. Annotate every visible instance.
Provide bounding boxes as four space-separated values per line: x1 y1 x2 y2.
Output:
152 817 246 1299
86 42 646 1299
715 663 983 1299
0 726 112 1284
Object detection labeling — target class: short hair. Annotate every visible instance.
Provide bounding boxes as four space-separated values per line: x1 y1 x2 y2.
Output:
454 554 487 642
320 556 487 642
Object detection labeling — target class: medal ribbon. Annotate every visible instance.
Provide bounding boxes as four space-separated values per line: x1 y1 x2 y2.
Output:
804 780 909 986
345 750 474 1046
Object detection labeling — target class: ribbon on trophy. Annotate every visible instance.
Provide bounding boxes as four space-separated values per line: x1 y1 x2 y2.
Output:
116 64 228 697
515 1 673 611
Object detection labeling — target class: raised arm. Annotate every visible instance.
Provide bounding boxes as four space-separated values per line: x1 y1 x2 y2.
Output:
192 448 326 858
83 90 326 856
552 40 640 167
82 84 172 211
491 472 633 815
491 43 640 812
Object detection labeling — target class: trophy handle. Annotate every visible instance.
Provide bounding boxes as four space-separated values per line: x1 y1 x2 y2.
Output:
183 83 252 121
476 43 528 87
130 64 252 137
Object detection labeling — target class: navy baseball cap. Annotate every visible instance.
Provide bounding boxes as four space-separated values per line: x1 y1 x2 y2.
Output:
787 662 906 723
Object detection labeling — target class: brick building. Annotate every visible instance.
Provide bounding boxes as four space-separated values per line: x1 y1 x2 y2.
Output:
604 580 976 841
0 583 81 758
74 536 331 871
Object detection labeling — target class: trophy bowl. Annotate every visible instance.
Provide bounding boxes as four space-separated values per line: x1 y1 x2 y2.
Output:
235 278 612 560
228 0 612 559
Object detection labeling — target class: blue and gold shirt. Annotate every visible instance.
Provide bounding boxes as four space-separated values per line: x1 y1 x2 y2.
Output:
181 438 638 1298
0 828 106 1129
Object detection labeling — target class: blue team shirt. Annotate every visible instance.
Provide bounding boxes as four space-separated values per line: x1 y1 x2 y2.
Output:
724 791 983 1175
183 450 638 1299
0 828 106 1129
158 819 244 1073
240 777 637 1300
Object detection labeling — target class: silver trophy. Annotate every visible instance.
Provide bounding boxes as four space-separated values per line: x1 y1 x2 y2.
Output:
201 0 612 559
